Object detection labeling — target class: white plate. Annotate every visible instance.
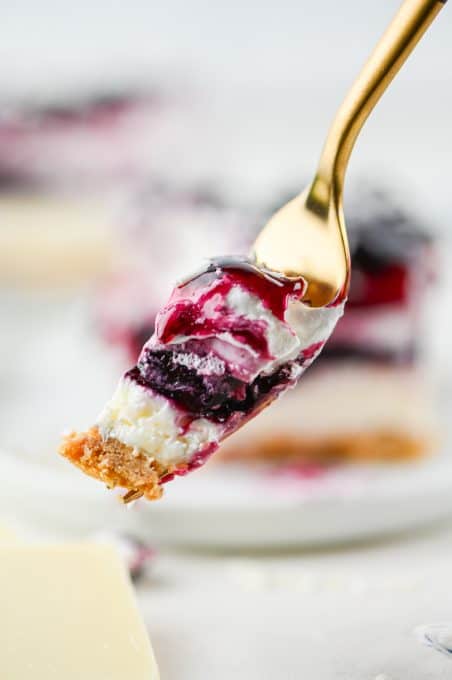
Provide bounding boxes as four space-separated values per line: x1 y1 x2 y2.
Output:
2 446 452 548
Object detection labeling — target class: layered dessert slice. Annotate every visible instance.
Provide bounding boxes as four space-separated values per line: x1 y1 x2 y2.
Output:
219 189 437 464
60 258 344 500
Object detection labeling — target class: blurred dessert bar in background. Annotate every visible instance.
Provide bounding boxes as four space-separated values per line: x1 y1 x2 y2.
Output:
221 188 437 464
0 82 186 287
100 184 438 465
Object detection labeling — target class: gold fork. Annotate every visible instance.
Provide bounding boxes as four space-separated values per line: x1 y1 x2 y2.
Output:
253 0 448 308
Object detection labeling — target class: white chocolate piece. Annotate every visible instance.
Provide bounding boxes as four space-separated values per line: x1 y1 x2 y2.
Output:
0 544 159 679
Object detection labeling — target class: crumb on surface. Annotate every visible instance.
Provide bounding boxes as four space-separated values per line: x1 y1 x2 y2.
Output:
59 427 174 501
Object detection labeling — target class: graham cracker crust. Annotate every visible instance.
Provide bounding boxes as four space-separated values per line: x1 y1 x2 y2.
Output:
219 431 431 464
59 427 175 501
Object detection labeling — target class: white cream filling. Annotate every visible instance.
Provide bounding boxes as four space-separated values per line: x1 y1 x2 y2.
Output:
225 286 300 368
97 378 220 466
226 286 344 373
152 285 343 377
286 299 345 349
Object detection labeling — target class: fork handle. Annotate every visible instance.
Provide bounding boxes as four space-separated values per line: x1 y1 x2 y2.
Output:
312 0 447 204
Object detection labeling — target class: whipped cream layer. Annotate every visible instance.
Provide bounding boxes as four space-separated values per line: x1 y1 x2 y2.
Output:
97 258 344 474
98 377 220 468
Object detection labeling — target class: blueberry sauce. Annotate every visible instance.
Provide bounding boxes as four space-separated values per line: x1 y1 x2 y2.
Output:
157 288 271 357
127 355 299 424
155 258 306 356
300 341 324 363
160 441 218 483
162 257 306 324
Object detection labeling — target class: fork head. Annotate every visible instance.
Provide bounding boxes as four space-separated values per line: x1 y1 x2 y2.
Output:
252 184 350 308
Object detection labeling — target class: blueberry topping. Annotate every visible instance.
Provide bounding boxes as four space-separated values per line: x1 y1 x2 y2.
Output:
128 348 299 424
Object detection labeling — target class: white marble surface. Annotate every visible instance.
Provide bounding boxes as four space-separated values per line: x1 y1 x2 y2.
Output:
139 523 452 679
